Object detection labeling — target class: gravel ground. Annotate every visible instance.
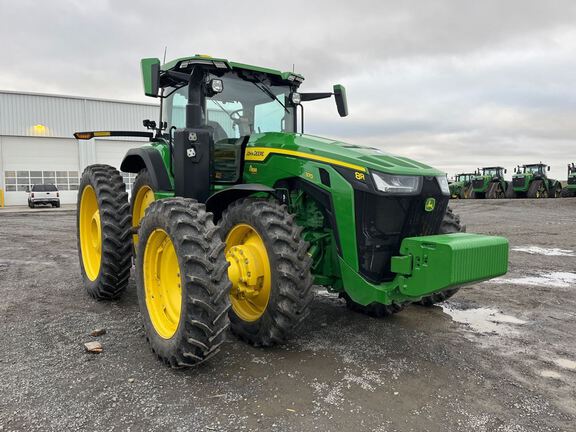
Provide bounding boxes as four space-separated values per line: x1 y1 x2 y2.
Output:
0 199 575 431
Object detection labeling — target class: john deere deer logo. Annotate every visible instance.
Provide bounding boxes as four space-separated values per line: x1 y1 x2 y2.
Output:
425 198 436 212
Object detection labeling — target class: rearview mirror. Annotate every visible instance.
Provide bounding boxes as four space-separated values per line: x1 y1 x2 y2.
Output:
547 166 550 171
513 168 516 173
141 58 161 97
504 169 507 174
333 84 348 117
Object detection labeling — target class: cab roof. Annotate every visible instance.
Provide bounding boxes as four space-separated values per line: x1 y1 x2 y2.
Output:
162 55 305 83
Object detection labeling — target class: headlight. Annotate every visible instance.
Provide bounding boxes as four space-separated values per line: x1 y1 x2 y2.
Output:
436 176 450 195
371 172 422 194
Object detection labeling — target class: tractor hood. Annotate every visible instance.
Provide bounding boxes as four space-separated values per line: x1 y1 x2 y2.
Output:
246 133 444 177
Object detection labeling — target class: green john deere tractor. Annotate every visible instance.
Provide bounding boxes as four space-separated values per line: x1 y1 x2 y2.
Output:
470 167 508 199
561 163 576 198
449 173 476 199
75 55 509 367
509 163 562 198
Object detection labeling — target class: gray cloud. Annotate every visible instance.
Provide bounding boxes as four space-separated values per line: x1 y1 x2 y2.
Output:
0 0 575 179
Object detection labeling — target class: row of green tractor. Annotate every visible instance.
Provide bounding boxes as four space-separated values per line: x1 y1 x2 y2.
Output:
74 55 510 368
449 163 576 199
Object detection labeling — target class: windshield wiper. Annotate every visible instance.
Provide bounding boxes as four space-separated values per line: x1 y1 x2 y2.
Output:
251 80 289 113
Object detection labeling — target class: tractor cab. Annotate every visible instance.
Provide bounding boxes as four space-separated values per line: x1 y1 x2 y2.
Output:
139 55 348 201
480 167 506 179
568 163 576 184
454 173 475 183
516 163 549 179
161 65 298 184
562 163 576 196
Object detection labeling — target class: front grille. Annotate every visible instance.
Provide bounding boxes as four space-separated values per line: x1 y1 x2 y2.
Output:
354 177 449 283
568 177 576 185
472 179 484 189
512 177 525 187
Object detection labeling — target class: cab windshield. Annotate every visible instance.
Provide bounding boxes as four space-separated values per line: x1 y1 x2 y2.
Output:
524 165 543 174
163 72 296 141
482 168 499 176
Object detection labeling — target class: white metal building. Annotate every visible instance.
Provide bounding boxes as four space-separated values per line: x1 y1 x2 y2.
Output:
0 90 158 206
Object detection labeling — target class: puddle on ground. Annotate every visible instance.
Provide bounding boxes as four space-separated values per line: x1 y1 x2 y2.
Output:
540 370 562 379
488 272 576 288
441 305 526 336
512 246 575 257
553 358 576 370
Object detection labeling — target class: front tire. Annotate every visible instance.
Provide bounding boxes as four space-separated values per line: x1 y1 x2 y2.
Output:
220 199 313 347
77 165 132 299
136 198 230 367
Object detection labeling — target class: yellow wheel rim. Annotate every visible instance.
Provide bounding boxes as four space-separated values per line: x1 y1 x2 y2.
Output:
143 229 182 339
79 185 102 281
132 185 155 246
225 224 271 322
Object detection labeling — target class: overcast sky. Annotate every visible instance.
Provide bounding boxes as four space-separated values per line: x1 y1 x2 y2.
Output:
1 0 575 179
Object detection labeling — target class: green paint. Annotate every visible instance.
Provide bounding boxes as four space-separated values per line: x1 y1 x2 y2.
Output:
160 55 305 83
564 163 576 192
511 163 561 197
141 58 160 97
449 173 475 198
471 167 508 198
128 56 510 307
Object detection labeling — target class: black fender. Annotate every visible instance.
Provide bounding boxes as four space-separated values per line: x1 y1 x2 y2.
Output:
206 184 276 222
120 147 172 191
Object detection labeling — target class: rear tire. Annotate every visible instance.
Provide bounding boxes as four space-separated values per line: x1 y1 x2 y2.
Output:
550 185 561 198
505 183 516 198
561 188 574 198
219 198 313 347
487 182 505 199
77 165 132 299
136 198 230 367
130 169 156 253
527 180 547 198
415 207 464 306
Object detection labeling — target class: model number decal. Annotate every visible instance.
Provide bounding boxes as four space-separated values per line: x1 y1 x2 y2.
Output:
355 172 365 181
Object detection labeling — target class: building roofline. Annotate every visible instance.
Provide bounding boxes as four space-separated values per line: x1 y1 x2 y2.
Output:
0 89 158 107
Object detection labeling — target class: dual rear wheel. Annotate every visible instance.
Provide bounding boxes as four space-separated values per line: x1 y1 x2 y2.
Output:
78 166 313 366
